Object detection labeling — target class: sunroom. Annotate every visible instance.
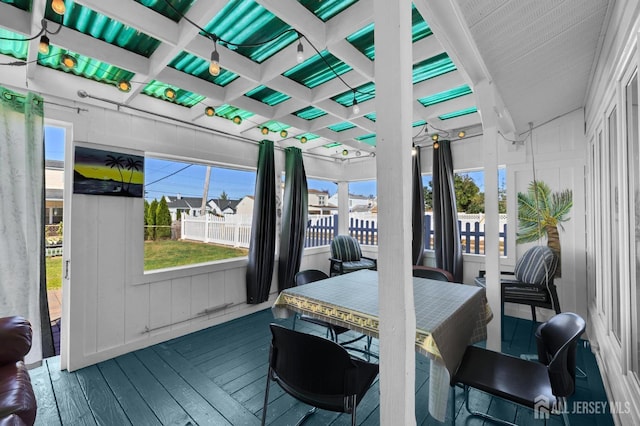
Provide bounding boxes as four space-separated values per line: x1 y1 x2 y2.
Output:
0 0 638 424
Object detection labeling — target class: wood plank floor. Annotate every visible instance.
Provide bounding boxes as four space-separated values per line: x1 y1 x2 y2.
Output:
30 310 614 425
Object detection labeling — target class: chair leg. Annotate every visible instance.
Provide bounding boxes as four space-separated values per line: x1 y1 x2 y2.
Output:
261 369 272 426
531 305 537 323
462 385 518 426
294 407 317 426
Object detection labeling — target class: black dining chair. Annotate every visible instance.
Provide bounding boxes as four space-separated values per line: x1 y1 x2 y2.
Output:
451 312 586 425
412 265 454 282
293 269 373 358
262 324 379 426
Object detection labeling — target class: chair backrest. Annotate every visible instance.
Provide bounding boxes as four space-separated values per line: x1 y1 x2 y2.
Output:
514 246 558 285
268 324 370 411
295 269 329 286
535 312 586 397
330 235 363 262
412 266 454 282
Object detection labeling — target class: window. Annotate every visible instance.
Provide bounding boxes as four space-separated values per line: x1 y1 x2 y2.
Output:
423 168 507 255
143 157 255 271
609 106 621 342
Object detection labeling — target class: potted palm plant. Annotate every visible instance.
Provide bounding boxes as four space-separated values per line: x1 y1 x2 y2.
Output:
517 180 573 277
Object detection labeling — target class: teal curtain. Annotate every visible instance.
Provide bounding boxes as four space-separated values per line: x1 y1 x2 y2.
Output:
246 140 276 304
412 146 425 265
278 147 308 292
432 140 463 282
0 86 54 363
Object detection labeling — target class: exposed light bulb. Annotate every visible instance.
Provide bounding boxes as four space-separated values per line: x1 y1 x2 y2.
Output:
38 35 50 54
209 49 220 76
61 54 76 69
232 115 242 125
164 87 176 100
204 106 215 117
280 130 288 138
300 136 308 144
433 141 439 149
51 0 66 15
261 127 270 135
342 149 349 156
352 99 360 115
117 80 131 92
296 40 304 64
431 134 439 142
458 130 466 138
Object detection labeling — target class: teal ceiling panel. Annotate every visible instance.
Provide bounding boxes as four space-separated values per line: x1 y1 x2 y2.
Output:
143 79 205 107
260 120 289 132
134 0 196 22
418 85 472 108
298 0 358 22
203 0 297 64
413 119 427 127
294 106 327 120
170 51 238 87
44 1 161 57
0 0 29 11
324 142 342 148
439 106 478 120
215 104 255 120
0 28 28 59
355 133 376 146
347 6 432 60
245 85 290 106
413 52 456 84
38 46 135 88
328 122 355 132
332 82 375 107
365 113 376 122
284 50 351 88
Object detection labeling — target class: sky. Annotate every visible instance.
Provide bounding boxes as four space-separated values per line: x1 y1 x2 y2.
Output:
45 125 504 202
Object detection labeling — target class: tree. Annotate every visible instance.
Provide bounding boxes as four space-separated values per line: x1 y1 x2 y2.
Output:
144 199 150 240
156 197 172 239
125 157 143 192
220 190 229 201
147 199 158 240
517 180 573 276
454 174 482 213
104 154 125 189
424 181 433 211
176 209 182 221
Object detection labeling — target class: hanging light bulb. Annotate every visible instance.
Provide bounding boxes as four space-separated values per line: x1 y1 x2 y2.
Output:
352 90 360 114
209 48 220 76
300 136 308 144
117 80 131 92
296 39 304 64
458 130 466 138
433 141 439 149
431 134 439 142
342 149 349 156
51 0 66 15
60 54 76 69
164 87 176 100
280 130 288 138
38 35 50 54
204 106 215 117
261 127 270 135
232 115 242 125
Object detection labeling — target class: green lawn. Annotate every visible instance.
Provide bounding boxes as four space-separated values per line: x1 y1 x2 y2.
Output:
45 240 248 290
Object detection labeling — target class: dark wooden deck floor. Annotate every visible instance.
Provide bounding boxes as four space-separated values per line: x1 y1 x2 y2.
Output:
30 310 613 425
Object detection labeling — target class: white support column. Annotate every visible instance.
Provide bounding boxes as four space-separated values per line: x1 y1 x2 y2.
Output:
374 1 416 425
337 181 349 234
476 80 501 351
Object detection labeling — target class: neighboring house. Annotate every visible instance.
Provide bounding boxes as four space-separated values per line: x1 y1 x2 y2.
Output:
308 189 337 215
327 193 376 213
164 195 210 220
45 160 64 225
235 196 254 217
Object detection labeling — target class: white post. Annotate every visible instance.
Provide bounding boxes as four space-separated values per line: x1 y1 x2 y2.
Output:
374 0 416 424
476 80 501 351
234 221 240 248
337 181 349 234
204 214 210 243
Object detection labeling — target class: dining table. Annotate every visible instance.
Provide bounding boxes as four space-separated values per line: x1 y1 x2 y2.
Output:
272 268 493 422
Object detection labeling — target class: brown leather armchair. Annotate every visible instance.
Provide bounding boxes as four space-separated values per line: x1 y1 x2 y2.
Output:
0 316 37 426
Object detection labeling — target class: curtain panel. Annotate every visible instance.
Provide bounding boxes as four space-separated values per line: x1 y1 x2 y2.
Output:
246 140 276 304
277 147 308 292
432 140 463 282
412 146 425 265
0 86 53 363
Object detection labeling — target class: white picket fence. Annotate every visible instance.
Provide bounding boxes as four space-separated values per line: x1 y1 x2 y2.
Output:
181 215 252 248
